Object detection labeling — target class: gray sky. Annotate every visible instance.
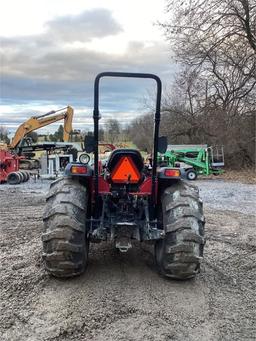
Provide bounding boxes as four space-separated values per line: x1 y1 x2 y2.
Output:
0 0 174 135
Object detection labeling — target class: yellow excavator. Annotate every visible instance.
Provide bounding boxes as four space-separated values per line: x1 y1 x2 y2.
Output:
10 106 74 149
8 106 74 169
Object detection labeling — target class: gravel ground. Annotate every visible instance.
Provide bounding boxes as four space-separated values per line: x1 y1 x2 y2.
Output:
197 179 256 215
0 178 255 341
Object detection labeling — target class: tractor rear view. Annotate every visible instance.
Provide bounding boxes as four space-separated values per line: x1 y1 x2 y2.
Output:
42 72 205 279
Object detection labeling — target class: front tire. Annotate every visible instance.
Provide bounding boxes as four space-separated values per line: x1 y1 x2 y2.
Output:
155 181 205 279
42 177 88 277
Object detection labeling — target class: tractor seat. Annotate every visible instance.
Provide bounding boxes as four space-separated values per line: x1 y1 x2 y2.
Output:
107 149 144 173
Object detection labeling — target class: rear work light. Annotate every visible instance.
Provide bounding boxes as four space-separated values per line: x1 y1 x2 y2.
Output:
71 165 87 174
164 169 180 177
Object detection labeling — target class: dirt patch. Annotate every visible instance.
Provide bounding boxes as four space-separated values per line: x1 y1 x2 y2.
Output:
204 169 255 184
0 182 256 341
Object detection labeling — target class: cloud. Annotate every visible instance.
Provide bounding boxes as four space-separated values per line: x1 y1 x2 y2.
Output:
0 8 123 79
1 38 170 80
0 8 175 133
46 9 123 42
1 39 172 105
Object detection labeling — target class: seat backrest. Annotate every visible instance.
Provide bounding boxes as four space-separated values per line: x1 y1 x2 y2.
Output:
107 149 144 173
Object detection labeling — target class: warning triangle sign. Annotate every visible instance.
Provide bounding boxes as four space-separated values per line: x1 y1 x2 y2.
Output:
111 156 141 183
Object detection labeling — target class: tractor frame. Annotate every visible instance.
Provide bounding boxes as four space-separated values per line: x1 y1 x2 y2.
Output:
42 72 205 279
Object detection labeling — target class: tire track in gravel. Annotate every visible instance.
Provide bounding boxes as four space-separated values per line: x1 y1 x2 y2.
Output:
22 245 214 341
200 209 256 341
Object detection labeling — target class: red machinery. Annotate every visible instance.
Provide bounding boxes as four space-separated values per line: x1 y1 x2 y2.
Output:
42 72 205 280
0 150 29 184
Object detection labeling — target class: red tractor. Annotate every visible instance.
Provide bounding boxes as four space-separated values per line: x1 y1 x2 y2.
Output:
42 72 205 279
0 150 30 184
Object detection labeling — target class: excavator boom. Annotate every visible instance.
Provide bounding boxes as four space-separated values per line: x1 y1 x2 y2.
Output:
9 106 74 149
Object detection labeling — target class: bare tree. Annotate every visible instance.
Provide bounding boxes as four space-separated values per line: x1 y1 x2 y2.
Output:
127 114 154 152
163 0 256 60
105 119 121 143
157 0 256 167
0 125 10 144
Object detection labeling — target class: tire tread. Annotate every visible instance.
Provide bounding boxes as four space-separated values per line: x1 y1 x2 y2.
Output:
42 177 88 278
155 181 205 279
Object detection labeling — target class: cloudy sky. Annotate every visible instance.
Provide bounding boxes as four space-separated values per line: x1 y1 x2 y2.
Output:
0 0 174 135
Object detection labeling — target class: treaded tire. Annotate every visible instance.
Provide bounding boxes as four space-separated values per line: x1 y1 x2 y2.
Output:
7 172 21 184
155 180 205 279
17 171 25 182
21 171 29 182
42 177 88 278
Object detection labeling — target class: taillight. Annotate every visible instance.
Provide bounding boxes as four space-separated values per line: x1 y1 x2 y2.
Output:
71 165 87 174
164 169 180 177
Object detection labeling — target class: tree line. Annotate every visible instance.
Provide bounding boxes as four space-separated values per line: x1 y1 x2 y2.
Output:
157 0 255 168
0 121 127 146
129 0 256 168
90 0 256 168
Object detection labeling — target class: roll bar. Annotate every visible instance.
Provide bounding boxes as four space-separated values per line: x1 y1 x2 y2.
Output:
93 72 162 208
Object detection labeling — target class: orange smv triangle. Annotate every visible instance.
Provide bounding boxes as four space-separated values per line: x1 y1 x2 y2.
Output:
111 156 141 183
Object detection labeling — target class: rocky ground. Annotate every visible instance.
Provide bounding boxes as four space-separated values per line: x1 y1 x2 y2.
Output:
0 178 255 341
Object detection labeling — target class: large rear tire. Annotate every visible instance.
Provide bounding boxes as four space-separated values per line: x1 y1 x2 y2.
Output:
42 177 88 278
155 181 205 279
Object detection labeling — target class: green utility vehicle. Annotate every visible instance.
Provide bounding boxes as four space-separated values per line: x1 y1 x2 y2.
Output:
160 145 224 180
